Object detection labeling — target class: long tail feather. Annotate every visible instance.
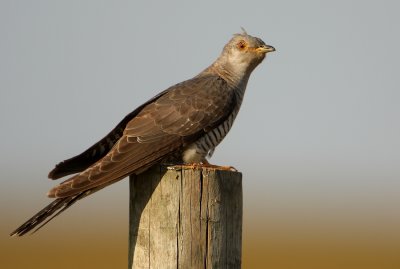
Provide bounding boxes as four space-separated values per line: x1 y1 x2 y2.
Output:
10 192 86 237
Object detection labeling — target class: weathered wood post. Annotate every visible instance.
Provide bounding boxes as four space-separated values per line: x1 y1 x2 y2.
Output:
128 165 242 269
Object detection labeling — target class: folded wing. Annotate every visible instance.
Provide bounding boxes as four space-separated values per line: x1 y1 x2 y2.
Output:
48 89 171 179
48 75 235 198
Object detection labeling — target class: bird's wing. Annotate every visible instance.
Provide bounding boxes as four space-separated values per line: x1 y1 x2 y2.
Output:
48 90 171 179
48 75 236 198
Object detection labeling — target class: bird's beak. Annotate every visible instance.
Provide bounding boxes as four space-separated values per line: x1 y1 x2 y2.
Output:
256 44 276 54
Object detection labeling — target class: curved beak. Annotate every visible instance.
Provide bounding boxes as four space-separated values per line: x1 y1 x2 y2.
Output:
256 44 276 54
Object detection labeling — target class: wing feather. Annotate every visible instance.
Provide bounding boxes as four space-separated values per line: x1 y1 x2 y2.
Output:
48 75 236 198
48 89 171 179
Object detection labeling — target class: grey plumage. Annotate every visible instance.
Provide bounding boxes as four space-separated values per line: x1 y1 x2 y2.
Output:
11 32 275 236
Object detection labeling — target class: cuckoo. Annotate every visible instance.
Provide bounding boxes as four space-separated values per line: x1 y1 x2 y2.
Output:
11 31 275 236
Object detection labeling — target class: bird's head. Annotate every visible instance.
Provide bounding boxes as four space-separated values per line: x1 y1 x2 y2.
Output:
216 31 275 79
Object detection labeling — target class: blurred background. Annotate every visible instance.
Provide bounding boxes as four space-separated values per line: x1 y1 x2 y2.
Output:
1 0 399 268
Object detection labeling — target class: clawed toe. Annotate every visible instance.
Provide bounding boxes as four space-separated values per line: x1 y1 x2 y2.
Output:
166 163 238 172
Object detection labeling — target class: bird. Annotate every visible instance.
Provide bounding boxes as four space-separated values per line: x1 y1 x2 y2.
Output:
10 31 275 236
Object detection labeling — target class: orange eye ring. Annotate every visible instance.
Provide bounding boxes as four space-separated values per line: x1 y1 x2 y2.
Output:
237 40 247 50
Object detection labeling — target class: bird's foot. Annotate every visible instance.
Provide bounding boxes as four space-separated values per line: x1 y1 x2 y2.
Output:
166 162 237 172
201 163 238 172
166 163 202 171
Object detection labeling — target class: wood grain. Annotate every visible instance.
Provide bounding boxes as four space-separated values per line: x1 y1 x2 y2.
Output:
128 166 242 269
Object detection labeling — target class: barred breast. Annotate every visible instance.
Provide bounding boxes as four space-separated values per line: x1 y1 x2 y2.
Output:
182 86 245 163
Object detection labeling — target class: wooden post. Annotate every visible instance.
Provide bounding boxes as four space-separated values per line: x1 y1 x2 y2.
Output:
128 165 242 269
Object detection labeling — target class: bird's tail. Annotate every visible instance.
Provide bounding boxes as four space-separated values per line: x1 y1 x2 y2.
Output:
10 192 87 237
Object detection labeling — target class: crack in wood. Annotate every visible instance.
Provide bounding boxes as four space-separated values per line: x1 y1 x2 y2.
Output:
128 166 242 269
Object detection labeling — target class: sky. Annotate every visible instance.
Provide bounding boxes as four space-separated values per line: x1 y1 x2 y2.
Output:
1 1 399 268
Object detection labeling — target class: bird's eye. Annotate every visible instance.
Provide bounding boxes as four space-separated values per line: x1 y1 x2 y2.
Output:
237 40 247 50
